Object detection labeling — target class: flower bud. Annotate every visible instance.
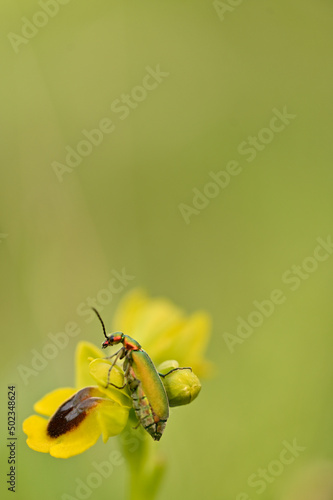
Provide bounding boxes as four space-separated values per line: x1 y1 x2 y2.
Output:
158 360 201 407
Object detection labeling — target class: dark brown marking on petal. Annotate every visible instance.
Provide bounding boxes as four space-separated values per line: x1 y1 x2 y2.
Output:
47 387 103 438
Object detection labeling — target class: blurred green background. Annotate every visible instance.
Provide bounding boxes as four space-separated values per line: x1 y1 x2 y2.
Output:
1 1 333 499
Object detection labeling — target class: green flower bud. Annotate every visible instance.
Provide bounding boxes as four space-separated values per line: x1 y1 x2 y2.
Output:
158 360 201 407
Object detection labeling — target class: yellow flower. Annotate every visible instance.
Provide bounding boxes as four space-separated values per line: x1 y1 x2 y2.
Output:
23 342 131 458
23 289 212 458
112 288 213 377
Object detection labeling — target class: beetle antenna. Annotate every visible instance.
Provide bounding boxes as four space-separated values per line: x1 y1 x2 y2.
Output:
92 308 108 339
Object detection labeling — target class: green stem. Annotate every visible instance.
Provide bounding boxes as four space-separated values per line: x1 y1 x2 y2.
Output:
119 414 166 500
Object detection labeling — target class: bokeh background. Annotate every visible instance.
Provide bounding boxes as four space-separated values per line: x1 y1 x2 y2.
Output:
1 1 333 499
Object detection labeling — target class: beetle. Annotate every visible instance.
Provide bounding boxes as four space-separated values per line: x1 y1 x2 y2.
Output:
92 308 170 441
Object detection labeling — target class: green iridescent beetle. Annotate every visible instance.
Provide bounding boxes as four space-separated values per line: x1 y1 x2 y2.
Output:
92 308 172 441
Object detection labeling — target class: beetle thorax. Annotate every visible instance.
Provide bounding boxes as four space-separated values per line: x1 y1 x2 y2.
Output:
123 335 141 351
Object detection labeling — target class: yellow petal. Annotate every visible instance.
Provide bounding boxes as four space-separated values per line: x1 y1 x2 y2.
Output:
50 413 101 458
112 288 150 336
112 289 213 377
89 358 131 407
146 318 187 364
34 388 76 417
113 288 184 347
75 341 104 388
23 415 54 454
23 387 129 459
176 312 214 377
132 298 183 345
181 312 211 361
97 401 130 443
151 312 213 377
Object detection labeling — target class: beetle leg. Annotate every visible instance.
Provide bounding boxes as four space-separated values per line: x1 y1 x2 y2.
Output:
132 421 141 430
105 348 126 388
103 347 122 361
159 367 192 377
107 380 127 390
107 354 132 389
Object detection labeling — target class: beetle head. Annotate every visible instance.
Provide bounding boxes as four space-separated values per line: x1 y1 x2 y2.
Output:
102 332 124 349
91 308 125 349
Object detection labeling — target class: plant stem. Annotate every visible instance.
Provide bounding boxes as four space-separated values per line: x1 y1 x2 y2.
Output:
119 414 166 500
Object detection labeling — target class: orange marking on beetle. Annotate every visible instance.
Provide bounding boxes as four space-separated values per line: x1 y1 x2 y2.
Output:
124 339 140 350
113 335 123 343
